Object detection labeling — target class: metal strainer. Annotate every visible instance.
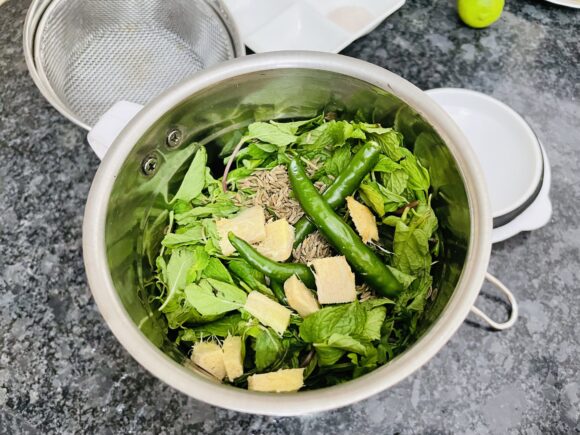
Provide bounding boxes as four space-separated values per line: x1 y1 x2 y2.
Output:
25 0 243 130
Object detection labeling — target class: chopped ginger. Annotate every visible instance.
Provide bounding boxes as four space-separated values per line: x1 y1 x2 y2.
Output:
223 336 244 381
257 219 295 261
310 256 356 304
191 342 226 380
244 291 291 334
247 368 304 392
284 275 320 317
346 196 379 244
216 206 266 256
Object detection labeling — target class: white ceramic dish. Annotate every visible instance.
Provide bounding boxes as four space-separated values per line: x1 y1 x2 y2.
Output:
426 88 552 242
544 0 580 9
222 0 405 53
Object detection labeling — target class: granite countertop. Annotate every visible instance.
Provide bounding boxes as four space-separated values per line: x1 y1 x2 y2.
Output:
1 0 579 433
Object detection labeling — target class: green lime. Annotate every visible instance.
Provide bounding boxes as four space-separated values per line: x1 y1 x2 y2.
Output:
457 0 505 29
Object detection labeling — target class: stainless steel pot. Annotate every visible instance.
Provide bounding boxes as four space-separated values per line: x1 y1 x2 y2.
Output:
82 51 517 415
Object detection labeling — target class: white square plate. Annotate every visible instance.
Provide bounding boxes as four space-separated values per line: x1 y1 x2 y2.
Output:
223 0 406 53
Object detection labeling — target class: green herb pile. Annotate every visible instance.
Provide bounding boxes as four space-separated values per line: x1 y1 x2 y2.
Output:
153 114 440 390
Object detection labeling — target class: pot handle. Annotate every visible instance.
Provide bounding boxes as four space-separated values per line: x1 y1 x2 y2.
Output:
470 272 518 330
87 101 144 160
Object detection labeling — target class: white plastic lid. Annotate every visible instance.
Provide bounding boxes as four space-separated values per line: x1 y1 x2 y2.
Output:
426 88 551 242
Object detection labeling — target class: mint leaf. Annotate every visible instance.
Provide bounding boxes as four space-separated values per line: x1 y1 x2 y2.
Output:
174 147 207 202
270 115 324 135
370 131 405 161
393 204 438 275
359 182 386 216
161 225 205 248
159 249 197 312
382 169 409 196
327 334 368 355
386 266 416 289
399 148 430 193
324 146 351 177
184 279 246 316
247 122 297 146
177 314 242 342
300 302 366 343
254 327 284 371
373 155 401 173
175 202 238 225
313 344 345 366
201 257 234 283
361 307 387 341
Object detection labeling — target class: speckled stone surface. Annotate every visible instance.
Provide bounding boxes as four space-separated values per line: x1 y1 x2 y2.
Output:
1 0 579 433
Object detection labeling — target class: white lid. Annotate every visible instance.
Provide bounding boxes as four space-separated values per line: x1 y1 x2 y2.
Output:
426 88 552 242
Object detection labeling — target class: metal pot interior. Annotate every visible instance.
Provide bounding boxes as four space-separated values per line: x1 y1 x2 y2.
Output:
104 68 470 372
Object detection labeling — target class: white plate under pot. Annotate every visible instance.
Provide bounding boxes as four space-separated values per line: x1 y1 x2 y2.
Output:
223 0 406 53
426 88 552 243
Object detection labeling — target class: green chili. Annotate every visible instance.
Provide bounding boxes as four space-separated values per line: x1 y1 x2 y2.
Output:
270 280 288 305
288 159 401 297
293 141 382 247
228 259 274 297
228 232 316 288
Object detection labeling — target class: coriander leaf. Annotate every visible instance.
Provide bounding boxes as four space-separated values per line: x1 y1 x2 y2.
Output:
159 249 197 311
177 314 242 343
174 147 207 202
313 344 345 366
254 327 284 371
361 307 387 341
300 302 366 343
247 122 297 146
327 334 368 355
184 279 245 316
161 226 205 248
202 258 234 283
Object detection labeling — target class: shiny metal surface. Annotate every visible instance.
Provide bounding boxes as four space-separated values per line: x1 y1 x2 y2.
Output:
83 52 492 415
25 0 243 130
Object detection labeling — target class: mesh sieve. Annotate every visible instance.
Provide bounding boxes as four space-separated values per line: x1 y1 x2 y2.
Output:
33 0 242 129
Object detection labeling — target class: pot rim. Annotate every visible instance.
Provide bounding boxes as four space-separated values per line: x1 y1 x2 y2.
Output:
83 51 491 415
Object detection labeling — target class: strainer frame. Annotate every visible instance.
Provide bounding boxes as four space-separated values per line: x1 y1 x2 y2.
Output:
23 0 244 130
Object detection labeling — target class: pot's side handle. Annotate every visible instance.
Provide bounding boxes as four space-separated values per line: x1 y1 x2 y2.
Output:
87 101 144 160
470 273 518 330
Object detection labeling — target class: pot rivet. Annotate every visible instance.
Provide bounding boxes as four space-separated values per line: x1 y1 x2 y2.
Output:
141 154 159 176
166 128 183 148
